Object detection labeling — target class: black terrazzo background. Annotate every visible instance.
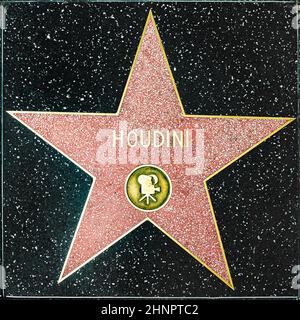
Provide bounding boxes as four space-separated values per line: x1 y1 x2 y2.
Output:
2 2 299 297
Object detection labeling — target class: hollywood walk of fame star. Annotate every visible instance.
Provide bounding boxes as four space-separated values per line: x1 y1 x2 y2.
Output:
8 11 294 289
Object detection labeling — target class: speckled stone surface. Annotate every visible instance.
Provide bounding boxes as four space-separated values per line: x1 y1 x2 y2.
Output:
2 2 299 297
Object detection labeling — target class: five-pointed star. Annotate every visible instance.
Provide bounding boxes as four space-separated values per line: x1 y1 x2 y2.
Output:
9 11 293 289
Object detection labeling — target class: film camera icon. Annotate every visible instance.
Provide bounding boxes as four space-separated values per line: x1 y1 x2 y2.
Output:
137 174 161 205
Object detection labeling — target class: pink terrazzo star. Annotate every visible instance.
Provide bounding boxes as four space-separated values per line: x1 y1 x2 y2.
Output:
9 11 293 289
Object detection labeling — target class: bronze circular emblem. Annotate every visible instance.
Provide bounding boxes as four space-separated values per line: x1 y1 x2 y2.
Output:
125 165 172 212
